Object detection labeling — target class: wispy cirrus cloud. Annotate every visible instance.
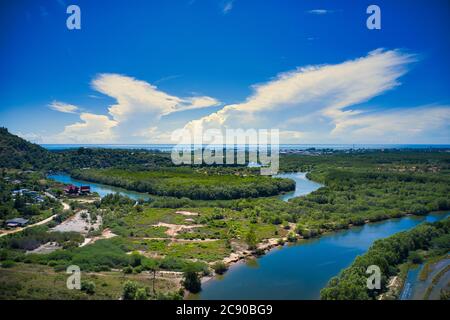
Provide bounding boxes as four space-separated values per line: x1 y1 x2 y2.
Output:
154 74 183 84
330 105 450 143
307 9 333 15
49 101 79 114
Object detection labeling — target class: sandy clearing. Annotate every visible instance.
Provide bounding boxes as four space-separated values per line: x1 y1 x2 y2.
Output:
152 222 204 237
62 201 70 211
176 211 199 216
80 228 117 247
26 242 61 255
52 210 101 234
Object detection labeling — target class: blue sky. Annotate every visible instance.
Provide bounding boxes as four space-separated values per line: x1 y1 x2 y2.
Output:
0 0 449 144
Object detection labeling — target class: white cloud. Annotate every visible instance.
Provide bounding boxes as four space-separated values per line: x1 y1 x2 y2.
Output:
47 74 220 143
331 105 450 143
92 73 220 122
308 9 332 15
223 1 234 14
45 49 450 144
49 113 118 143
49 101 79 114
182 49 450 143
182 96 221 110
184 49 416 136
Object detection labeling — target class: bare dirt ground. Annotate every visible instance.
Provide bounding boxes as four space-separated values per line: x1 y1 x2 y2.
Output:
152 222 204 237
51 210 101 234
80 228 117 247
175 211 199 216
26 242 61 255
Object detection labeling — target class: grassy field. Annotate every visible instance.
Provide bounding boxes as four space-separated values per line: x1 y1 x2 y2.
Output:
0 262 180 300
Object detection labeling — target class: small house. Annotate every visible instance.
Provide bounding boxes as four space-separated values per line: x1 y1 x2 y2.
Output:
6 218 29 228
79 186 91 194
64 185 79 194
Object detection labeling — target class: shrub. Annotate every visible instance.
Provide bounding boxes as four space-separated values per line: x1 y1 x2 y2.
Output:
133 265 143 274
212 262 228 275
287 232 297 242
408 251 423 264
81 281 96 295
122 281 138 300
134 288 148 300
123 266 133 274
1 260 15 268
254 248 265 256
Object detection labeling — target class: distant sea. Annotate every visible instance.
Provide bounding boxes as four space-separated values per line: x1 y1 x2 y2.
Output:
41 144 450 152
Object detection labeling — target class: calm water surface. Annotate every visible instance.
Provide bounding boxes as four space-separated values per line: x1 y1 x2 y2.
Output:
275 172 323 202
48 173 151 200
193 212 449 300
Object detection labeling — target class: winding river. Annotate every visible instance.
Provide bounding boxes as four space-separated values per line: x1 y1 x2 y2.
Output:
48 173 151 200
49 173 448 300
275 172 323 202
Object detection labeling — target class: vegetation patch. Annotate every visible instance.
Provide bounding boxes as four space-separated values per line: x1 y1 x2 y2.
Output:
71 167 295 200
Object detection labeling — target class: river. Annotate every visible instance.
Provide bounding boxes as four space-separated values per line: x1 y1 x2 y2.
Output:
48 171 321 202
192 212 449 300
47 173 151 201
48 173 448 300
275 172 323 201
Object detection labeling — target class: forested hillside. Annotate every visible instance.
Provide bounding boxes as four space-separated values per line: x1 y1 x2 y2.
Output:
0 128 53 169
0 128 174 171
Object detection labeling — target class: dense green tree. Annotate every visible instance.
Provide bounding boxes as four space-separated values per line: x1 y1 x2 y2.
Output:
182 270 201 293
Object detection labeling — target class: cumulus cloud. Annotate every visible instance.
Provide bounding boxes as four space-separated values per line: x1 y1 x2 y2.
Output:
49 101 79 114
184 49 416 137
50 113 118 143
48 74 220 143
46 49 450 144
182 49 449 143
92 73 220 122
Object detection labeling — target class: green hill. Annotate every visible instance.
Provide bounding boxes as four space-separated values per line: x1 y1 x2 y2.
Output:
0 127 52 169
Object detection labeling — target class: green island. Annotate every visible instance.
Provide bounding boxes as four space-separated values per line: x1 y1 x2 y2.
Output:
70 167 295 200
0 128 449 300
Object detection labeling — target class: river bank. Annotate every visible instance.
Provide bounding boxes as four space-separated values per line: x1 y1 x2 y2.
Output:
46 172 449 300
190 211 449 300
48 173 152 200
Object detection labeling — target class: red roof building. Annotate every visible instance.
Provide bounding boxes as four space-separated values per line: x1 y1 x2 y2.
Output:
80 186 91 194
64 185 79 194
